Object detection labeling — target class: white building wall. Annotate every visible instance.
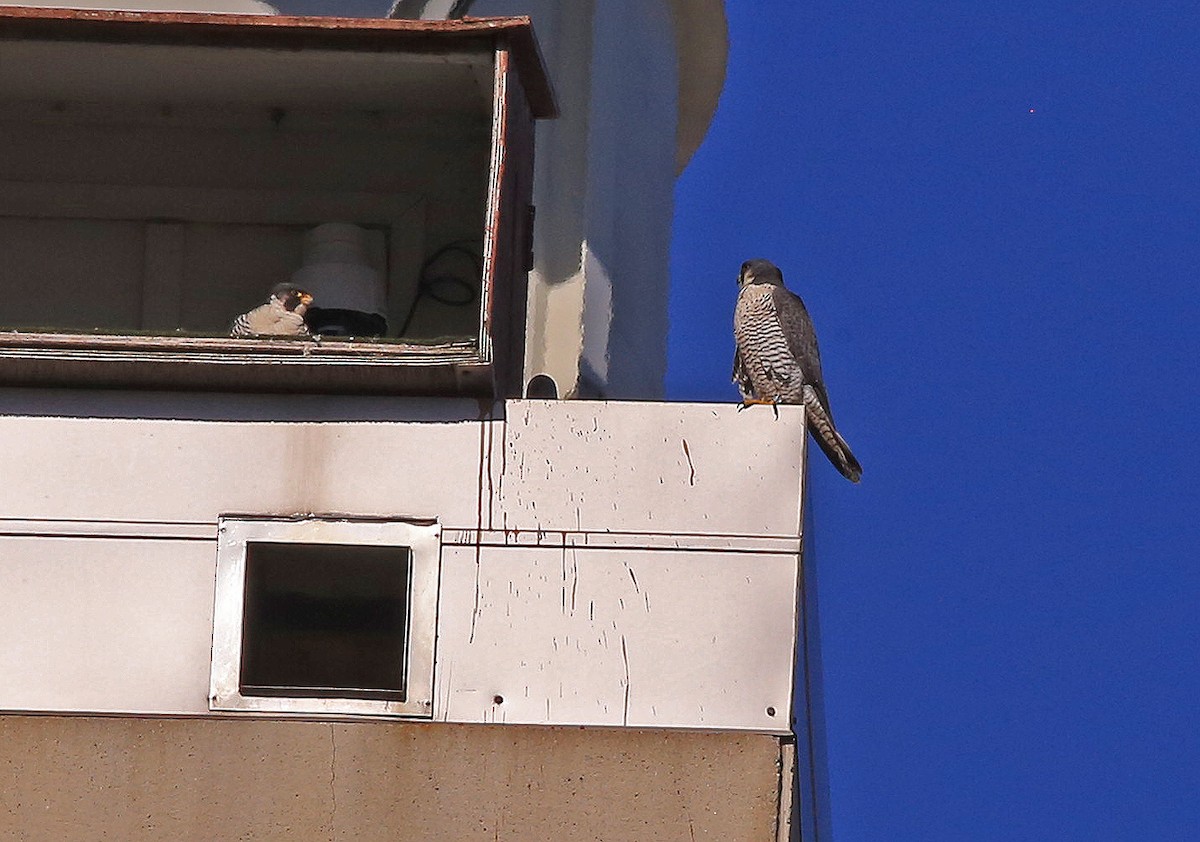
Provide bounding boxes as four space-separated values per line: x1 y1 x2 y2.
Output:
0 400 804 733
519 0 679 399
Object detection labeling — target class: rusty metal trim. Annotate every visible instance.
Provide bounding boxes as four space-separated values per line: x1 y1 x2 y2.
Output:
0 334 492 394
477 46 511 368
0 331 480 360
0 7 557 118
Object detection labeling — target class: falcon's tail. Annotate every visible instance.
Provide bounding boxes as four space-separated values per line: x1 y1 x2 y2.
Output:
802 385 862 483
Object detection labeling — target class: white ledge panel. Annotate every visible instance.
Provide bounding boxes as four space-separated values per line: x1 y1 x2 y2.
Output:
0 400 805 732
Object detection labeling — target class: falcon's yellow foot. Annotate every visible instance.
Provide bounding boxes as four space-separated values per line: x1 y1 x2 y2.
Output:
738 397 780 419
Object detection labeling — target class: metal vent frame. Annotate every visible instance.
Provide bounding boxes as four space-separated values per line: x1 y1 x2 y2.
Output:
209 515 441 718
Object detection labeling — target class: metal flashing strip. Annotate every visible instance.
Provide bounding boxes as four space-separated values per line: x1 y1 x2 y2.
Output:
210 516 440 718
0 518 214 540
442 528 801 554
0 519 801 553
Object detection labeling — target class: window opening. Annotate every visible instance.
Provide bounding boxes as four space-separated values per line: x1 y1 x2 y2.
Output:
210 516 440 718
240 542 412 702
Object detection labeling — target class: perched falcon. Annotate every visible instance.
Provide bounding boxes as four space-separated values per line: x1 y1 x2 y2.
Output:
733 259 862 483
229 284 313 338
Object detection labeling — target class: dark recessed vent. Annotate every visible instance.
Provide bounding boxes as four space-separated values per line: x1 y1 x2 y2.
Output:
240 542 412 702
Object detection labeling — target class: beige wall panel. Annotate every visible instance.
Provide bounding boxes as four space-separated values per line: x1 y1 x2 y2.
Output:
0 401 803 539
0 539 797 728
0 416 489 525
436 545 798 732
0 538 214 714
0 537 797 729
493 401 806 537
0 716 783 841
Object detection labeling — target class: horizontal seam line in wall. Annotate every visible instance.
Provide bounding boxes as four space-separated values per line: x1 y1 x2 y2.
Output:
0 517 206 525
0 520 800 551
0 519 800 538
0 709 797 735
0 533 797 553
0 531 214 541
445 529 801 539
441 541 799 555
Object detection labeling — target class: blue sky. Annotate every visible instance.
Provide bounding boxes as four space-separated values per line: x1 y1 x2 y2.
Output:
670 1 1200 839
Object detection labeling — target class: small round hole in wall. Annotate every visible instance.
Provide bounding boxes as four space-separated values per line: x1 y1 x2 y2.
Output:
525 373 559 399
766 706 776 717
493 695 505 705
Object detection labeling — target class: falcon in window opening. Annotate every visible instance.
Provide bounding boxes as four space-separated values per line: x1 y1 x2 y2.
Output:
733 258 862 483
229 284 313 338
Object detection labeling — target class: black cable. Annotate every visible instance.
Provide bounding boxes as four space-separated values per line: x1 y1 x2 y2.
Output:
397 241 481 337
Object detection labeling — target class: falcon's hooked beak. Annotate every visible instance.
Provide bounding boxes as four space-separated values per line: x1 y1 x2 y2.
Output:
299 292 313 307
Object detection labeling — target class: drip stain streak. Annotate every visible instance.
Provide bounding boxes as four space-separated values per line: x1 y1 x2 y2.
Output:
681 439 696 486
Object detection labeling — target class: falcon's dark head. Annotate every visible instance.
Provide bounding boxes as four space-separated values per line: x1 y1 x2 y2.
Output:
268 283 314 312
739 259 784 288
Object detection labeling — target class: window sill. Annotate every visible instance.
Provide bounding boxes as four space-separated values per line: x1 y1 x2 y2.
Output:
0 331 494 395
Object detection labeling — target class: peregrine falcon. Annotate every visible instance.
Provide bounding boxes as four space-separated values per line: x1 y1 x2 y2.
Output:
230 284 313 338
733 259 862 483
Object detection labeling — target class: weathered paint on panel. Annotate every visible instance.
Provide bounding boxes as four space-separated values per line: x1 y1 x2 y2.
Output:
492 400 805 537
0 402 804 729
436 545 797 732
0 400 805 539
0 715 784 841
0 414 492 523
0 538 215 714
0 538 797 731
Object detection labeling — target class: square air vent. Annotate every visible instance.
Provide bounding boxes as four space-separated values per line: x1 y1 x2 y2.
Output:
210 516 440 717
